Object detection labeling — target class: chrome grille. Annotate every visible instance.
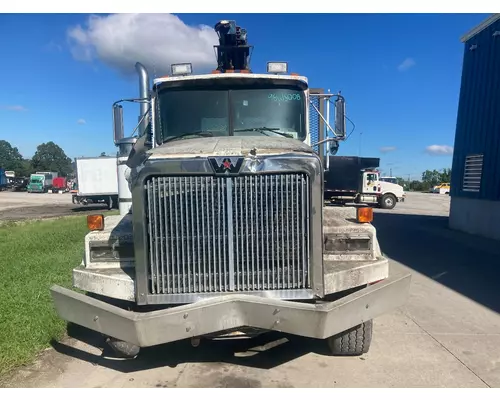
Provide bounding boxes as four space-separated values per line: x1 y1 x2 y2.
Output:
144 173 311 295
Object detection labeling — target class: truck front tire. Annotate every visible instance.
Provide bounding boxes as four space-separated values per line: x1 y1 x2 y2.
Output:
106 337 140 359
380 194 396 209
326 320 373 356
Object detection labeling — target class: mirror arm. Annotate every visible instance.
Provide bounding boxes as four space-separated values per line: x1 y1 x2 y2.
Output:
113 98 150 107
129 105 152 138
309 100 338 138
311 137 338 147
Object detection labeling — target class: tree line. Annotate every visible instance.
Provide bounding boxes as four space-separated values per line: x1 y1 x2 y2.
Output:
394 168 452 192
0 139 73 177
1 138 453 191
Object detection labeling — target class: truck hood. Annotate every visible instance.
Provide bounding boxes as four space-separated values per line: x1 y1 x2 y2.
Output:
380 181 404 193
147 136 315 159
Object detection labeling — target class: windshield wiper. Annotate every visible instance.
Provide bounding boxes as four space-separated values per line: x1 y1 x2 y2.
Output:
233 127 294 138
163 130 215 144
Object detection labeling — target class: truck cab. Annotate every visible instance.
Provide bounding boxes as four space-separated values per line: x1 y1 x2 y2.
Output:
27 173 46 193
324 157 405 209
49 19 411 360
366 171 406 209
432 183 450 194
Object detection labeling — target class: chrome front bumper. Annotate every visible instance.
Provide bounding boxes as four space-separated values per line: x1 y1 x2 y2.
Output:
50 272 411 348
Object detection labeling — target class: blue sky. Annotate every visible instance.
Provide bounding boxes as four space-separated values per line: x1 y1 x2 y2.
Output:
0 13 490 179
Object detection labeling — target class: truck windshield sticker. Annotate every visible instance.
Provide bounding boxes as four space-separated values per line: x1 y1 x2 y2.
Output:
268 93 302 102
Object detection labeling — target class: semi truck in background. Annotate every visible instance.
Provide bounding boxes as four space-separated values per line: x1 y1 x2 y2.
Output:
50 19 411 360
72 156 119 209
0 168 7 191
51 177 68 193
324 156 406 209
432 183 451 195
27 171 58 193
5 170 15 188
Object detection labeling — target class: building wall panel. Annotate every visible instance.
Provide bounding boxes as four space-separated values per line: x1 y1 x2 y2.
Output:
451 18 500 201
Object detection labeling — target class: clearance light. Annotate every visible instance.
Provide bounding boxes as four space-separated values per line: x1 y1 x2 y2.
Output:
171 63 193 76
356 207 373 224
267 62 288 74
87 214 105 231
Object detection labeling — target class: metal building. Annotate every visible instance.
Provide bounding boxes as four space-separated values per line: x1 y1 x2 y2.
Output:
449 14 500 240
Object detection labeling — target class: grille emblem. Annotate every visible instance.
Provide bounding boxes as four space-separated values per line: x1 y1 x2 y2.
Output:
208 156 244 174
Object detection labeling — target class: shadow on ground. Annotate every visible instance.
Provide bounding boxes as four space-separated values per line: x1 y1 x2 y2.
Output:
372 212 500 314
51 323 332 374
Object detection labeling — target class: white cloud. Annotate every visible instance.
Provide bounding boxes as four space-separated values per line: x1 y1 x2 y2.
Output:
380 146 397 153
67 14 219 76
397 57 416 72
2 105 27 112
77 118 86 125
425 145 454 155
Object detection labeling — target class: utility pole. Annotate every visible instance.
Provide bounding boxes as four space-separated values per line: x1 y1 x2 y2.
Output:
358 132 363 156
389 168 393 176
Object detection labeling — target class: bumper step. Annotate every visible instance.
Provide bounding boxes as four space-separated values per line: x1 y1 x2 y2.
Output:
50 272 411 348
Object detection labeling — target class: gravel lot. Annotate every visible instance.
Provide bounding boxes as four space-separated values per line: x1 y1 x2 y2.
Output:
0 191 110 222
377 191 451 217
0 190 450 222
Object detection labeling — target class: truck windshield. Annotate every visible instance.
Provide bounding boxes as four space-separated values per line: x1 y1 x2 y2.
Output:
157 86 306 143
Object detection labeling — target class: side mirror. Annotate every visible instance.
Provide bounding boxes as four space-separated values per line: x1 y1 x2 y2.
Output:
335 97 346 138
113 105 124 143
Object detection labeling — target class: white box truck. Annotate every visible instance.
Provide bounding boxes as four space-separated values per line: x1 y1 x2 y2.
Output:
72 156 118 209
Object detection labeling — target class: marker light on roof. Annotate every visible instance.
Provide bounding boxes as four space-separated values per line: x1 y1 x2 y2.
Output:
171 63 193 76
267 62 288 74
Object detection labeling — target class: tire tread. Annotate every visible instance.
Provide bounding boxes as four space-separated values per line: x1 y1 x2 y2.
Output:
327 320 373 356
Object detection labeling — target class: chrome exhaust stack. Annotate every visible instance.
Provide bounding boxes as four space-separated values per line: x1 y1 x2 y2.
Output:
112 62 150 215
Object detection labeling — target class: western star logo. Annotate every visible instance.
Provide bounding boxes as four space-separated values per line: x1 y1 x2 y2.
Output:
208 156 244 174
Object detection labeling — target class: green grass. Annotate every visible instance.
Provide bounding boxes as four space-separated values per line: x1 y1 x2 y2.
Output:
0 212 117 376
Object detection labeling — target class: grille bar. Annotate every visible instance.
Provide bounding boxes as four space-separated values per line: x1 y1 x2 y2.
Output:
145 173 311 295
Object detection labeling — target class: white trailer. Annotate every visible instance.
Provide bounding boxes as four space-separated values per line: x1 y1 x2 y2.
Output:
72 156 118 209
35 171 58 188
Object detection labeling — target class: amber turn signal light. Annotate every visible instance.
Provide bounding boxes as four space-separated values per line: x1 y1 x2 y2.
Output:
87 214 105 231
356 207 373 223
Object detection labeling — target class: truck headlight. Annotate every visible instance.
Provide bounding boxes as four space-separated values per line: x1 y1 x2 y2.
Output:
323 234 371 253
89 242 134 262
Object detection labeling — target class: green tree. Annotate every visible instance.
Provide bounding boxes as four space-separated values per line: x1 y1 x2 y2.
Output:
0 140 24 173
395 177 407 187
31 141 72 177
17 159 34 177
440 168 452 182
410 180 429 192
421 169 442 186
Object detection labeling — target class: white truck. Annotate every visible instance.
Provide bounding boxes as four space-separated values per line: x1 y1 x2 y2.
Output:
324 156 405 209
50 19 411 359
431 183 451 195
72 156 119 210
36 171 58 185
